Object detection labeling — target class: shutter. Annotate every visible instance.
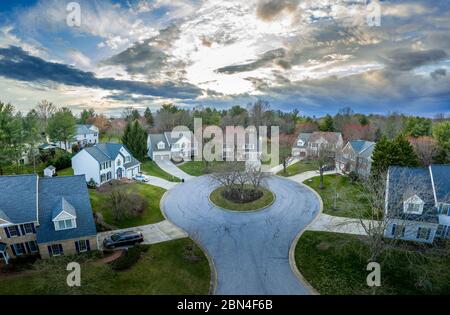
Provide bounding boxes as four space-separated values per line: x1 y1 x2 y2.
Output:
426 229 431 240
75 241 79 254
4 227 10 238
59 244 64 254
20 225 25 235
10 244 16 256
25 242 31 254
86 240 91 251
391 224 396 236
31 223 36 234
47 246 53 257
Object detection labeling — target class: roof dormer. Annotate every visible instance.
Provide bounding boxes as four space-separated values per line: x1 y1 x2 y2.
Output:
157 141 166 150
403 194 424 215
52 197 77 231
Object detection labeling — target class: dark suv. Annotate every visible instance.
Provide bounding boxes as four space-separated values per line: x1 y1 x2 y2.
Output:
103 231 144 249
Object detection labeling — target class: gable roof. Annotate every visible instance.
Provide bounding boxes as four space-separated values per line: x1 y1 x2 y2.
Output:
309 132 342 144
0 174 38 224
36 176 97 244
349 140 375 154
51 197 77 221
386 166 438 223
430 165 450 203
293 133 312 148
76 124 97 135
149 134 170 152
81 142 132 163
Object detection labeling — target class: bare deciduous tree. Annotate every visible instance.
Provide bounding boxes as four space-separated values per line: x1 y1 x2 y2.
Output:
409 136 439 166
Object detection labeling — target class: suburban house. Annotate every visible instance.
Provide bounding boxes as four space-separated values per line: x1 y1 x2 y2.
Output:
335 140 375 178
54 124 99 152
148 131 197 161
292 132 344 158
384 165 450 244
0 174 97 264
72 142 141 186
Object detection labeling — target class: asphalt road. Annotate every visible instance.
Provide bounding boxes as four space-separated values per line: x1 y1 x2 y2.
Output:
161 175 321 295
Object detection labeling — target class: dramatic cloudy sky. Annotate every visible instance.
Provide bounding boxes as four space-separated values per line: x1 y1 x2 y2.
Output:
0 0 449 116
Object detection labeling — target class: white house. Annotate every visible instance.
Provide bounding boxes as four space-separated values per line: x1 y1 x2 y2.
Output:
148 131 197 161
72 143 141 186
55 124 99 152
384 165 450 244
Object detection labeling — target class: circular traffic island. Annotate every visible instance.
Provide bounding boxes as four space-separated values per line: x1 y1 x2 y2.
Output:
209 185 275 212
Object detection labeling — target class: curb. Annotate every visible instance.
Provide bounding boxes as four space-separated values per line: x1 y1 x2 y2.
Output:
160 187 218 295
207 187 277 214
278 174 323 296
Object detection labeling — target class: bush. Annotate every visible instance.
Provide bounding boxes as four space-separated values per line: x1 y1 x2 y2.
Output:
87 178 97 189
109 188 149 222
348 171 359 183
110 246 142 271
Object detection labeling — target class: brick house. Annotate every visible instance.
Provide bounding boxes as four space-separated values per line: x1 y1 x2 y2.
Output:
335 140 375 178
0 174 97 264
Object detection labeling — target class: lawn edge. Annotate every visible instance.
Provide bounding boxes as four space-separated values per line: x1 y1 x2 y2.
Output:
284 175 323 296
159 189 217 295
207 187 276 213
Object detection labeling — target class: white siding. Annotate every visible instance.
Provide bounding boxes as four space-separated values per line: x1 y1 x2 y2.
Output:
72 150 100 184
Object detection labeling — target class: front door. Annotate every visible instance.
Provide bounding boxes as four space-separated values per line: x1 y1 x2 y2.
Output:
117 168 123 179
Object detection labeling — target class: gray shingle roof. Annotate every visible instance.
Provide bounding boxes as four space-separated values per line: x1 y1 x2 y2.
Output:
293 133 312 148
81 142 135 163
149 134 170 152
0 174 38 224
76 124 97 135
124 156 141 169
387 166 438 223
349 140 375 154
51 197 77 220
36 176 97 244
430 165 450 203
164 131 193 145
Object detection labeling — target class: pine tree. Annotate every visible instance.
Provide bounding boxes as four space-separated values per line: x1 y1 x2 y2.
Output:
394 135 419 167
371 136 392 176
320 115 334 132
144 107 154 127
122 120 147 161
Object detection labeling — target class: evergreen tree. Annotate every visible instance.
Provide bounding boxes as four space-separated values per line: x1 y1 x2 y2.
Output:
47 107 76 150
394 135 419 167
371 136 392 176
122 120 147 161
319 115 334 132
144 107 154 127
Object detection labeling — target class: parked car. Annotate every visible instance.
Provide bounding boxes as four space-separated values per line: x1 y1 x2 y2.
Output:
103 231 144 249
133 173 149 182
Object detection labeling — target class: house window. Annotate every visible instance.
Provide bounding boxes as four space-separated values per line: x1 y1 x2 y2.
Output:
57 219 74 230
23 223 34 234
100 174 106 183
125 156 131 163
12 243 26 256
77 240 88 253
27 241 39 253
107 172 112 180
7 226 20 237
416 227 431 240
157 142 165 150
391 224 405 237
50 244 63 256
405 203 421 213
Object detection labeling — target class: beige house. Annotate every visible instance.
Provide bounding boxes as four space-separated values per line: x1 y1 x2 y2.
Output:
0 174 97 264
336 140 375 178
292 132 344 159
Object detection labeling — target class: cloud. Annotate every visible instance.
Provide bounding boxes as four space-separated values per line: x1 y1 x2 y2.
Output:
256 0 299 21
383 49 448 71
431 68 447 80
215 48 286 74
0 46 202 100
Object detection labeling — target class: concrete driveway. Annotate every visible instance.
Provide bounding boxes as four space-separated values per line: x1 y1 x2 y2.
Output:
161 176 321 295
155 160 194 181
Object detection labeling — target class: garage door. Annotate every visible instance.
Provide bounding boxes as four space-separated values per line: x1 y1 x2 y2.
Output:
155 154 170 161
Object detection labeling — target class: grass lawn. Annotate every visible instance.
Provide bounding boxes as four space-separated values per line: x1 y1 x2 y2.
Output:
178 161 225 176
295 231 450 295
0 239 211 295
141 160 181 182
89 182 166 229
210 185 275 211
100 135 122 143
1 163 45 176
304 174 372 219
56 168 74 176
277 160 317 177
